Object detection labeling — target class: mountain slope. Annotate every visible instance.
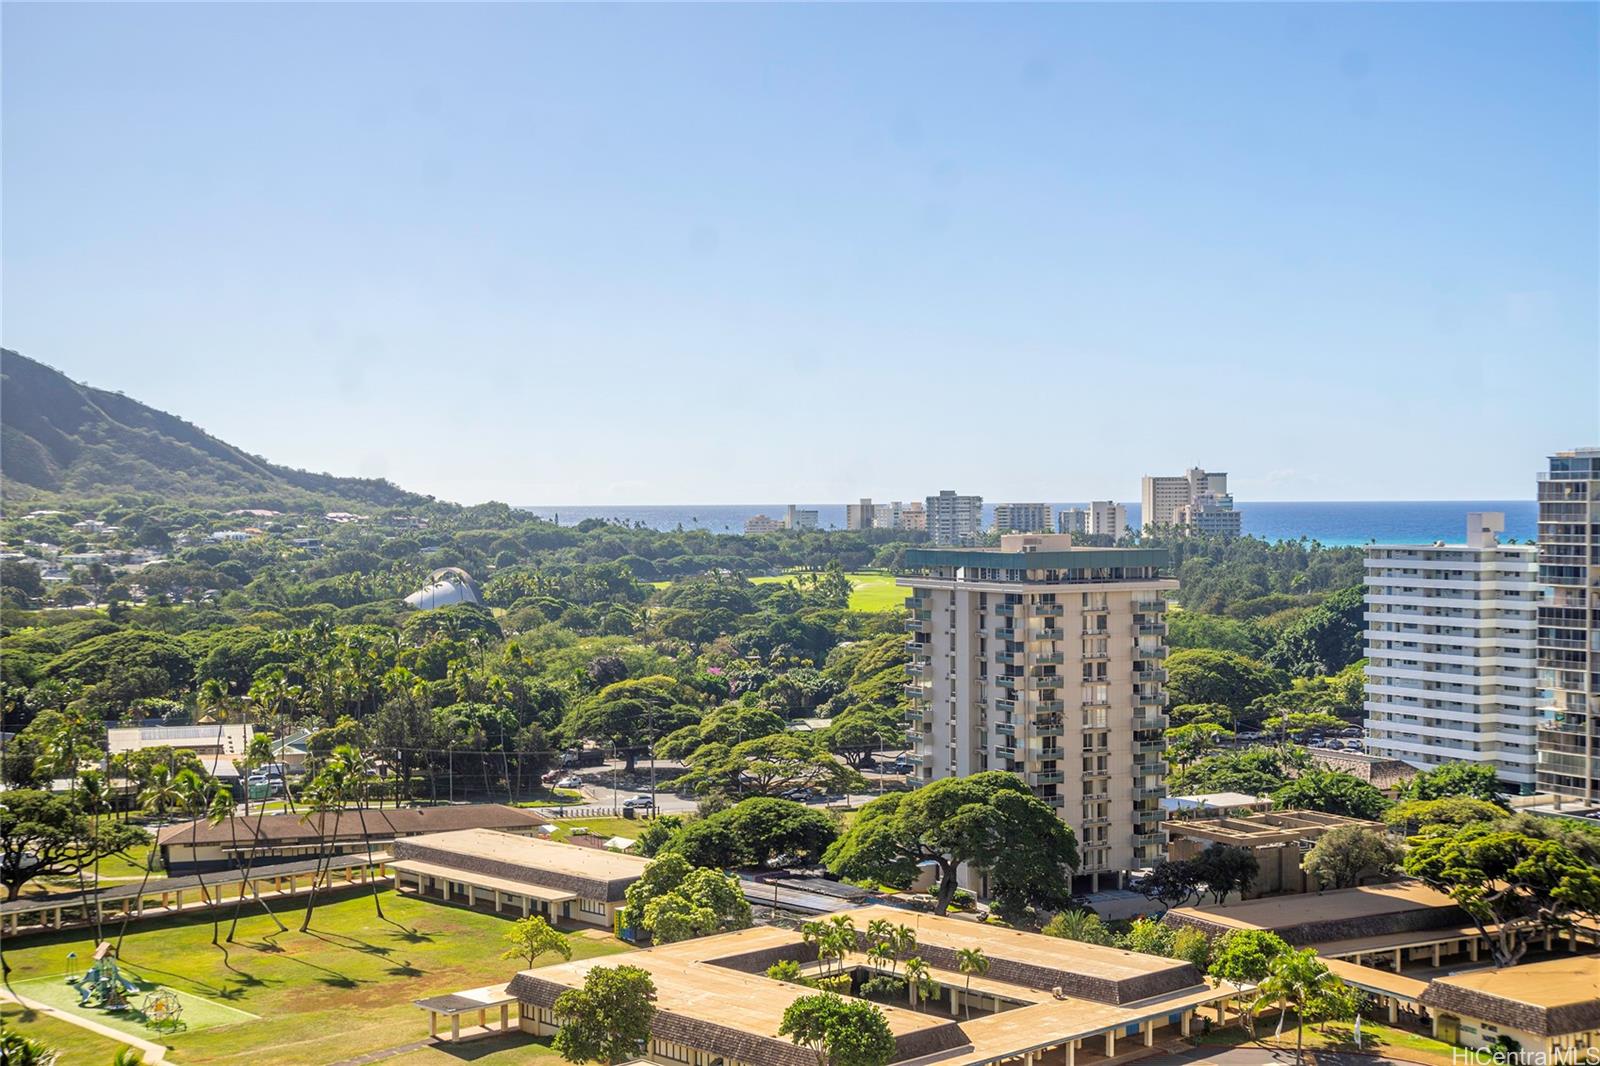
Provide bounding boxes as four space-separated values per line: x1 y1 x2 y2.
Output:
1 348 428 508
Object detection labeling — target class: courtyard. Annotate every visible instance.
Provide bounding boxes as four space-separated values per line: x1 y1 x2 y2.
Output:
0 887 629 1065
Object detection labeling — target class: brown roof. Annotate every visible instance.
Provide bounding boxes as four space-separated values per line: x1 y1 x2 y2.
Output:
1166 880 1465 946
393 829 646 902
158 803 547 849
1421 957 1600 1037
504 905 1230 1066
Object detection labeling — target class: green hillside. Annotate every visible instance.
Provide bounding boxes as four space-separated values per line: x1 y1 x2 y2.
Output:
0 348 427 509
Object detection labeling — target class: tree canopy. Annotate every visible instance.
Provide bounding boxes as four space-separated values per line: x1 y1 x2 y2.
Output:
825 771 1078 914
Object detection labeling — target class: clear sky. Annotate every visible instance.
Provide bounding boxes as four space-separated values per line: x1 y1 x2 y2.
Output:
3 3 1595 505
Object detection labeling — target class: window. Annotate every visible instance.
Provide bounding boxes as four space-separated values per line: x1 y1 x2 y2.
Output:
579 897 607 916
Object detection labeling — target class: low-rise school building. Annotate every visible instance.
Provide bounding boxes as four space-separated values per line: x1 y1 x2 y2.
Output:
487 904 1237 1066
391 828 647 930
158 803 547 872
1420 956 1600 1056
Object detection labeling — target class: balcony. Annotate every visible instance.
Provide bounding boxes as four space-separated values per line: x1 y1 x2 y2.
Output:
1136 668 1169 683
994 627 1017 641
995 745 1017 759
1134 600 1167 613
1133 712 1169 729
1041 794 1065 808
1038 628 1065 642
1030 771 1066 786
904 639 927 653
1135 646 1168 660
996 651 1020 665
1134 622 1167 637
1036 603 1064 617
1134 832 1166 847
1035 724 1064 738
995 722 1016 737
995 603 1020 617
903 684 928 699
1036 699 1065 712
1133 786 1165 801
1035 652 1065 665
996 675 1019 690
1136 739 1168 755
1136 692 1167 707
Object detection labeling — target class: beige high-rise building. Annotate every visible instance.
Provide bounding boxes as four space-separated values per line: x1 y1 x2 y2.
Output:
925 490 983 545
846 498 875 531
993 502 1052 534
900 534 1176 892
1141 468 1238 534
898 501 927 531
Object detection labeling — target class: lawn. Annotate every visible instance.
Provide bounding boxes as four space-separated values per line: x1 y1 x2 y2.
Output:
1 1002 132 1065
547 815 652 843
650 570 906 612
1 888 630 1066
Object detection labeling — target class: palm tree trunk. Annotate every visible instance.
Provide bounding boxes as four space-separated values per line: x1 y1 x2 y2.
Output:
353 793 383 920
227 793 285 939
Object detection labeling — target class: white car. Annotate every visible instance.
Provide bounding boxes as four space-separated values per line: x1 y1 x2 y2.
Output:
556 776 584 790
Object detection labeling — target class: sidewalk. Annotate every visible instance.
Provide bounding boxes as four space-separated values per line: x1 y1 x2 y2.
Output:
0 984 168 1065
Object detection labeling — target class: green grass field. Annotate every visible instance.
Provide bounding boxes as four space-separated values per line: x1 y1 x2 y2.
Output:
650 570 905 612
1 1002 132 1065
1 889 629 1066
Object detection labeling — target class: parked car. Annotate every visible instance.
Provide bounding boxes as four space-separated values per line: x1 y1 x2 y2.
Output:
556 775 584 790
622 795 655 809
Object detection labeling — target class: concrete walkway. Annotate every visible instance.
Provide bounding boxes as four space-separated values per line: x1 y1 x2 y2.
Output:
0 985 169 1065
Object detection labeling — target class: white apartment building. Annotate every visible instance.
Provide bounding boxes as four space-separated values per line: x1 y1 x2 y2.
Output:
924 490 983 546
783 505 819 531
1141 468 1239 534
1536 447 1600 805
1086 501 1128 538
901 534 1176 892
1362 513 1541 791
993 503 1052 534
1057 508 1087 535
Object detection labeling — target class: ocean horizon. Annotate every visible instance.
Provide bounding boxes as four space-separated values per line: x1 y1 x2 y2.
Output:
515 500 1538 547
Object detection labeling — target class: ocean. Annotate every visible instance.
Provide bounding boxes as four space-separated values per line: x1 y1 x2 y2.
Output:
516 500 1538 547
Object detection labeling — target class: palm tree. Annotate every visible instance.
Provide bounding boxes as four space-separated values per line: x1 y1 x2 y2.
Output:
116 764 181 955
1257 949 1339 1064
866 917 894 954
826 915 856 977
204 784 236 944
297 764 347 932
889 924 917 978
329 744 383 920
956 947 989 1019
171 772 217 928
228 734 285 940
902 956 932 1009
78 771 110 944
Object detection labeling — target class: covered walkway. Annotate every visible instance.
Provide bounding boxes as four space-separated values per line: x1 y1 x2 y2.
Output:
1 853 392 937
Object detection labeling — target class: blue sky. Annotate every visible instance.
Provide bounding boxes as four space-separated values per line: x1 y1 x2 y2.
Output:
4 3 1595 505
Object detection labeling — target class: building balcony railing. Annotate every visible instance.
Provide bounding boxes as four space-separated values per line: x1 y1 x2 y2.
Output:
1030 771 1066 786
1133 832 1166 847
1134 622 1167 637
994 627 1016 641
1035 652 1065 665
1133 712 1170 730
1042 794 1065 808
995 603 1020 617
1037 603 1065 617
1136 739 1168 755
1134 786 1166 801
1038 628 1065 642
995 745 1017 759
995 722 1016 737
1036 699 1065 712
1036 724 1064 738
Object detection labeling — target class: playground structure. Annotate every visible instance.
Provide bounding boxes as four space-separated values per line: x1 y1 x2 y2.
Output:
69 942 138 1011
141 989 185 1032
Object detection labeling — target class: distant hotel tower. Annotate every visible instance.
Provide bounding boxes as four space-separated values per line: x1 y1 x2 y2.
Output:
1536 447 1600 807
900 533 1175 892
1140 468 1241 536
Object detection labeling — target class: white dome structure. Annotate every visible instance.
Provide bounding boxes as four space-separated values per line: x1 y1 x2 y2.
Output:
404 567 482 610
